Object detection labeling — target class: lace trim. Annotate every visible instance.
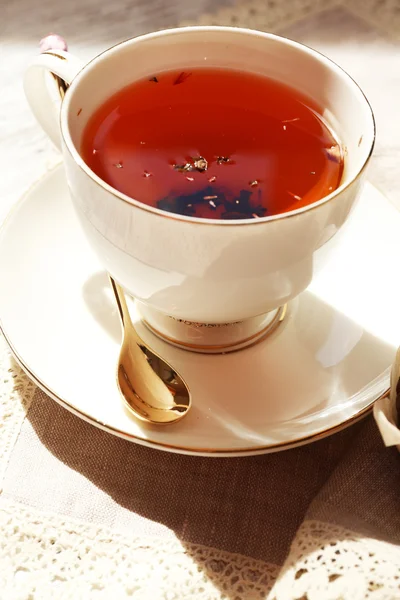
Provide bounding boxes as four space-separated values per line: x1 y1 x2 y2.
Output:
0 498 279 599
346 0 400 40
182 0 400 41
180 0 334 30
269 520 400 600
0 335 36 488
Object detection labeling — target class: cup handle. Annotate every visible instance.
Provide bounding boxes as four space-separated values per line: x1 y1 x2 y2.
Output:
24 48 84 150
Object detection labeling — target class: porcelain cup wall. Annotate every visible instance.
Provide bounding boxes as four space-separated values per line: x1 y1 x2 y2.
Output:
24 27 375 351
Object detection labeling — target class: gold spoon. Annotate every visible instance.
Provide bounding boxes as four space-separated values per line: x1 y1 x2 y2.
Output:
109 276 191 424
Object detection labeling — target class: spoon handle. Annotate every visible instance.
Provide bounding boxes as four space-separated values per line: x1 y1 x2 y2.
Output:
110 277 150 349
109 276 133 329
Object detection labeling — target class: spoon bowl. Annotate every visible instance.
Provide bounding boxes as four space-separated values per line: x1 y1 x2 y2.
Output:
110 276 191 424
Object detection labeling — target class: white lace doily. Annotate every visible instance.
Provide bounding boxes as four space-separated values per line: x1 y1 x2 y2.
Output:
0 336 36 488
180 0 400 40
0 289 279 599
180 0 328 29
0 499 279 600
270 521 400 600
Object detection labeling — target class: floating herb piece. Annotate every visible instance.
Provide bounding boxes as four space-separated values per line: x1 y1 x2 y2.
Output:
222 190 266 220
157 186 215 216
252 206 266 217
287 191 302 201
216 156 232 165
114 162 123 169
325 145 341 163
208 176 217 183
149 76 159 83
173 163 194 173
174 158 208 173
173 71 192 85
193 157 208 172
143 170 152 178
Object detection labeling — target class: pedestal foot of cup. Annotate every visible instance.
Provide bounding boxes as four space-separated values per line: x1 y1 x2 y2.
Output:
137 303 287 354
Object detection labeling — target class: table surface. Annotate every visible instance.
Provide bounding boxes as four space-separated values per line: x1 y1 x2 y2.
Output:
1 0 400 598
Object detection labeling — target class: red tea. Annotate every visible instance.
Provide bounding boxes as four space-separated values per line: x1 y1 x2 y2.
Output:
82 68 344 220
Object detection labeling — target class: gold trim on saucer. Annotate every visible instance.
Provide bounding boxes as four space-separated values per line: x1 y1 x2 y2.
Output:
0 323 387 456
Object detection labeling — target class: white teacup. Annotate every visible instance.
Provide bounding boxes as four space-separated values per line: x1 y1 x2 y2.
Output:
25 27 375 352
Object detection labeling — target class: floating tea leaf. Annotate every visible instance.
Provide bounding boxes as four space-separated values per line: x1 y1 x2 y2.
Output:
174 72 192 85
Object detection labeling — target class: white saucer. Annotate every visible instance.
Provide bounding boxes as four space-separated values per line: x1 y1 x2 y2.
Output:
0 165 399 456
